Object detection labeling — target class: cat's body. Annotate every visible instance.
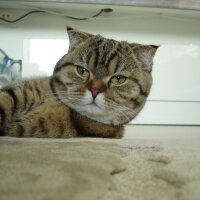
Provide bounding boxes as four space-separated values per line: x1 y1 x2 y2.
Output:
0 27 158 138
0 77 123 137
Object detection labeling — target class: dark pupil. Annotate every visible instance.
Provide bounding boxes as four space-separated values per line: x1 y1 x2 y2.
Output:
81 68 85 74
117 76 121 81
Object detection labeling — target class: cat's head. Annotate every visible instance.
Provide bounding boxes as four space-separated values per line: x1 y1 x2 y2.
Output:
51 27 159 125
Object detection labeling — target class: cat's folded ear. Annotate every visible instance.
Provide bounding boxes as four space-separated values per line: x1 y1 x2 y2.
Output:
66 26 93 52
130 44 160 72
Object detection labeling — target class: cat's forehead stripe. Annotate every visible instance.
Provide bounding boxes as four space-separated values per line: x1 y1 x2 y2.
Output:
105 51 118 67
86 40 124 78
87 51 96 71
108 56 119 75
94 49 100 68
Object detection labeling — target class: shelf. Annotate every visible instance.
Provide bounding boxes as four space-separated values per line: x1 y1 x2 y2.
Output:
1 0 200 11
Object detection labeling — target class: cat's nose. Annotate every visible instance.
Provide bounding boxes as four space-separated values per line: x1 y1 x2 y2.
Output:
89 88 101 98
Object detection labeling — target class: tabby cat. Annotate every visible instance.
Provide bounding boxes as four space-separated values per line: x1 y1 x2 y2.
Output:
0 27 159 138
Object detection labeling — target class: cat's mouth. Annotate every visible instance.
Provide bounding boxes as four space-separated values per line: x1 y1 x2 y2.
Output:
83 99 104 114
73 91 105 115
85 101 101 109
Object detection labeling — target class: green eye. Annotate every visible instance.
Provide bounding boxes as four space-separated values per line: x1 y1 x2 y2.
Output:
77 66 90 78
110 75 126 85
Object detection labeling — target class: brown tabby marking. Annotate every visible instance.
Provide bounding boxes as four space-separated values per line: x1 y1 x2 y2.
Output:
0 27 159 138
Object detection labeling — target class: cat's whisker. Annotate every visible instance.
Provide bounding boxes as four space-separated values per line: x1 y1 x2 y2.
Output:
104 99 138 116
94 100 131 122
102 102 138 123
113 108 135 123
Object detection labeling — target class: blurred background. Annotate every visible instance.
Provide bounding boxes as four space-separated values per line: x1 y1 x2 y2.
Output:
0 0 200 138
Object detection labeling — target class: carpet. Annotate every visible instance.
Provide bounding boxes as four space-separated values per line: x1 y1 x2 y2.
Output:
0 136 200 200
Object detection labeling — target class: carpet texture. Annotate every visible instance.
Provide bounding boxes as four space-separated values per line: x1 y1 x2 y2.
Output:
0 137 200 200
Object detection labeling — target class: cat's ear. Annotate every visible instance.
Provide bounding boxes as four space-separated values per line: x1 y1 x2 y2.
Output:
130 44 159 72
66 26 93 52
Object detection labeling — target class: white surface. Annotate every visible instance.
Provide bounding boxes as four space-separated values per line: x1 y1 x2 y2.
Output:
150 45 200 101
131 101 200 125
0 2 200 125
124 125 200 139
22 39 68 77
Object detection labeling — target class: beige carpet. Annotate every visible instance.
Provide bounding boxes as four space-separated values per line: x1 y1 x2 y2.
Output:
0 136 200 200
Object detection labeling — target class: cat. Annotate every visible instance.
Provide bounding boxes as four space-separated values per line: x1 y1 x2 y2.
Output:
0 27 159 138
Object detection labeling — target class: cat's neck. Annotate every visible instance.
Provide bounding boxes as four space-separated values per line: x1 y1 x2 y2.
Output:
70 110 124 138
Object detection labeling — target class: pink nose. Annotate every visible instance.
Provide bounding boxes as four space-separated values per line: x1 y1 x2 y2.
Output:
90 88 100 98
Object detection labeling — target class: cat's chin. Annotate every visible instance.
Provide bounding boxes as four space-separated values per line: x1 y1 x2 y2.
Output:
75 106 122 126
65 101 126 126
85 103 102 112
80 103 104 117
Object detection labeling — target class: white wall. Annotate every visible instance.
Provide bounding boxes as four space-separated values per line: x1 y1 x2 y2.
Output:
125 125 200 139
0 1 200 125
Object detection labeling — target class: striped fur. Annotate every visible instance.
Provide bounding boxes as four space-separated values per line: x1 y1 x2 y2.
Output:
0 27 159 138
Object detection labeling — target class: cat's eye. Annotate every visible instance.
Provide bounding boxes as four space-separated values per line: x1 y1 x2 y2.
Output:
76 66 90 78
110 75 126 85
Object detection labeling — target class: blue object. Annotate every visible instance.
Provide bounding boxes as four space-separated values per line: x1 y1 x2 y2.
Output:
0 49 22 75
0 49 22 88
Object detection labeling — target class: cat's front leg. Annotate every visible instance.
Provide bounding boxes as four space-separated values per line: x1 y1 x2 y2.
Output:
0 79 46 130
5 102 77 138
0 85 30 129
0 89 15 129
